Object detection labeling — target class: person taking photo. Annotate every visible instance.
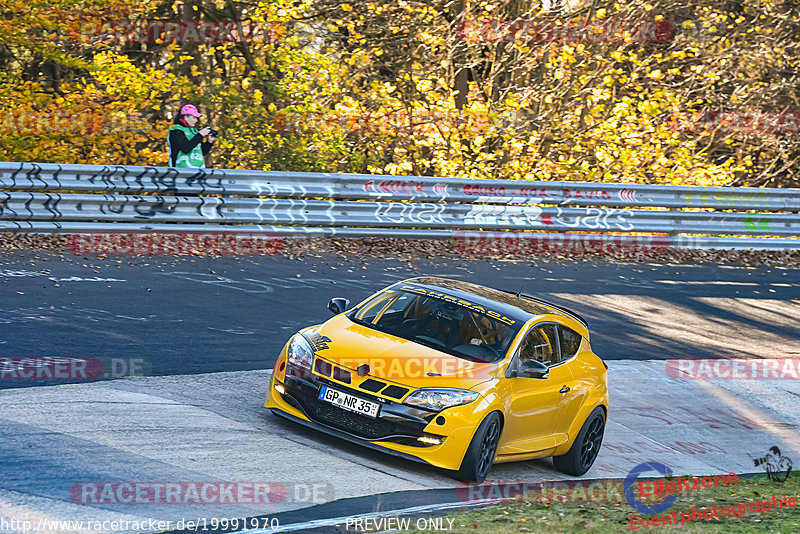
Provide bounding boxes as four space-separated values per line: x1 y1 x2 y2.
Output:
167 104 217 168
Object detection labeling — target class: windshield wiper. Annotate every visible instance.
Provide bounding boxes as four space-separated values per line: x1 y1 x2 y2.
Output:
348 315 372 327
451 351 486 363
348 315 396 337
411 336 489 363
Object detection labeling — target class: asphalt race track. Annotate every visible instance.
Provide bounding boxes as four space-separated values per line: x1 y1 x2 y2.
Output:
1 250 799 532
2 252 798 386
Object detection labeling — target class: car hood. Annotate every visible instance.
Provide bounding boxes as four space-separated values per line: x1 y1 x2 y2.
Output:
304 314 497 390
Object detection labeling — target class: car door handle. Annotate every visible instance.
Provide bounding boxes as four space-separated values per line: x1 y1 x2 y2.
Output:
559 386 571 395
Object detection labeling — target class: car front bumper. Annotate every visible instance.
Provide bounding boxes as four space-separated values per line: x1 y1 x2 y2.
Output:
265 364 486 471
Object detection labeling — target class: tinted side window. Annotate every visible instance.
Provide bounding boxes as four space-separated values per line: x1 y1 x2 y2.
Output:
559 326 582 359
518 324 560 366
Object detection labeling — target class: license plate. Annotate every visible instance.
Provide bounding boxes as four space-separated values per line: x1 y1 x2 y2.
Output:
318 385 381 418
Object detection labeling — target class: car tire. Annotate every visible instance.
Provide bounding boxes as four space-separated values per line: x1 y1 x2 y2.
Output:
453 412 502 482
552 406 606 476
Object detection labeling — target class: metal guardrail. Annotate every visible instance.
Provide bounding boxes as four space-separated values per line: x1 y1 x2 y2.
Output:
2 162 800 210
1 192 797 235
1 162 798 252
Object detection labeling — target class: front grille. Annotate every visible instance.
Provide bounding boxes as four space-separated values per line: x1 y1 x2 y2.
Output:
332 367 351 383
285 378 428 440
359 379 386 392
312 358 412 400
314 359 332 377
382 385 409 399
286 364 313 380
306 401 394 439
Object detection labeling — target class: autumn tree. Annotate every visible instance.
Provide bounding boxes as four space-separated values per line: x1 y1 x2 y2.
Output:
1 0 798 187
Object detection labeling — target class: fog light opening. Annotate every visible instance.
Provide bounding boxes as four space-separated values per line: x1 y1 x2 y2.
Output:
417 435 442 445
274 383 286 395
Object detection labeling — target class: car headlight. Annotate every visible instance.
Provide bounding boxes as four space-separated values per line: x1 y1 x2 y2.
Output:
287 334 314 369
404 388 480 411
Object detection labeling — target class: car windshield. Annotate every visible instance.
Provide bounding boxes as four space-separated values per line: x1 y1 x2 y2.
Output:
348 289 522 363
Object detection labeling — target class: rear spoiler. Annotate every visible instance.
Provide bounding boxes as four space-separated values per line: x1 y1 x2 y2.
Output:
500 290 589 329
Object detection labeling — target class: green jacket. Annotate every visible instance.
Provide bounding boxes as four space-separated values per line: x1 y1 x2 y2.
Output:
168 123 206 168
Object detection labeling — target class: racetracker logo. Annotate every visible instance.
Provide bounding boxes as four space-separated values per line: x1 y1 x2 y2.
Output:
454 232 670 255
456 19 674 44
666 359 800 380
667 110 800 135
78 20 283 45
68 482 330 505
0 357 148 380
0 110 150 136
66 233 285 256
456 479 636 504
1 111 101 135
314 357 484 380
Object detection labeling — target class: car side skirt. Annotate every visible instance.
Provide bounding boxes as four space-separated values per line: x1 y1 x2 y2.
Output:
494 448 559 464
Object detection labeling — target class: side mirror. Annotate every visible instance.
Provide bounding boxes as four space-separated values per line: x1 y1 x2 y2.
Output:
327 297 350 315
515 359 549 379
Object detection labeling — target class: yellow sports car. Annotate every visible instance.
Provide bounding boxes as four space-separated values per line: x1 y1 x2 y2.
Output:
265 277 609 481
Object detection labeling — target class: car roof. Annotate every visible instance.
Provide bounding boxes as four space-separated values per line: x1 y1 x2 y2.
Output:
394 276 588 329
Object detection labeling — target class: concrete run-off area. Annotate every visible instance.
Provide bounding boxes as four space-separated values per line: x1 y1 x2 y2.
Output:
0 361 797 532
